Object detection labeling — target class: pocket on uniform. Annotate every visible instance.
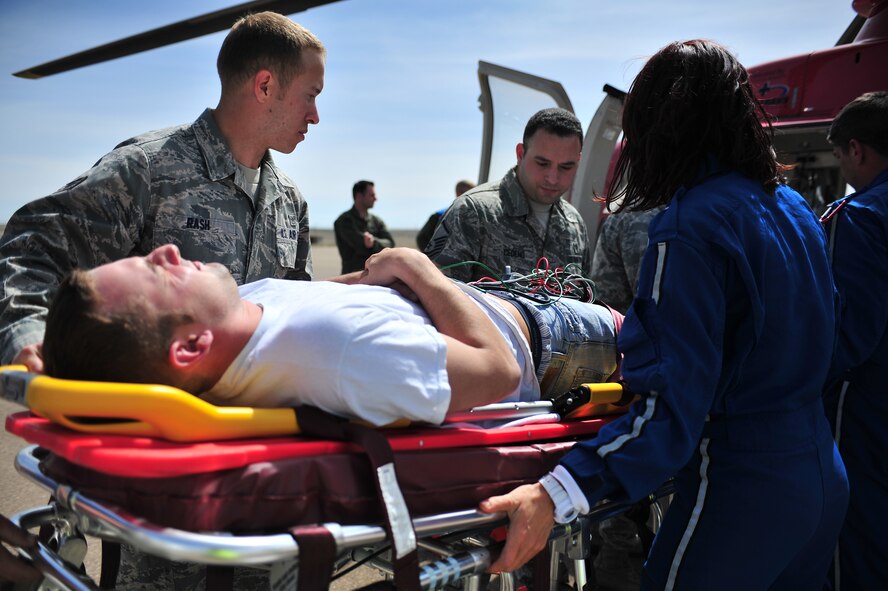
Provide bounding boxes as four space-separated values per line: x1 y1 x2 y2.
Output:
276 234 299 269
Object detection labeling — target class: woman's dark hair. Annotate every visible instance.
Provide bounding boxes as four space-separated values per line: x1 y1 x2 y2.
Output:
609 40 787 212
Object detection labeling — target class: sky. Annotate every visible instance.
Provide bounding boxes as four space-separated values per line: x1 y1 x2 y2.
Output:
0 0 854 229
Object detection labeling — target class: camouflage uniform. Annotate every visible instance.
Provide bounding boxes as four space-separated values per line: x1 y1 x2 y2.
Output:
333 206 395 273
425 168 592 281
589 207 664 314
0 109 313 371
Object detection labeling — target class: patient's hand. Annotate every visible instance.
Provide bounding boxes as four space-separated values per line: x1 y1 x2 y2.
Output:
12 343 43 374
382 280 419 302
360 248 423 288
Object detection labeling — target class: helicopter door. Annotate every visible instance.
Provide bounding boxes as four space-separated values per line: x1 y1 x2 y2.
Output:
476 61 574 184
570 85 625 256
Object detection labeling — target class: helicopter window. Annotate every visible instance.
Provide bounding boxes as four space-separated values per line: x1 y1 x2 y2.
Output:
486 76 564 180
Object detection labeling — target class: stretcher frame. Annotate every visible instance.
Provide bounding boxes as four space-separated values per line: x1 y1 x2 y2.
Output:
2 369 668 590
10 444 672 591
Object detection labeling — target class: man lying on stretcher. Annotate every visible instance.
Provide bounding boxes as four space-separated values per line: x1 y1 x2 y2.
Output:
42 245 619 426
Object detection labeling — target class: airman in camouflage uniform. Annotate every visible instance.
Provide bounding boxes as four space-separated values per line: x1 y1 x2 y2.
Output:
426 168 591 281
0 11 325 376
426 108 591 281
589 207 665 313
0 109 313 373
0 11 325 590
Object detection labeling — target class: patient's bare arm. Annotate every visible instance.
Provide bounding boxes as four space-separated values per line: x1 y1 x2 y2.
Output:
359 248 520 411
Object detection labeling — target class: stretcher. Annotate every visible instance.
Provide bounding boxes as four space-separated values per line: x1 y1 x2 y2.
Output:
1 368 671 590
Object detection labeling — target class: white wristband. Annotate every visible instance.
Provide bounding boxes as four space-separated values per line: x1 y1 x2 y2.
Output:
539 474 580 524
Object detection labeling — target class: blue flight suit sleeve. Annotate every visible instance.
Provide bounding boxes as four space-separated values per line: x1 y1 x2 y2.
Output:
828 198 888 381
560 232 727 505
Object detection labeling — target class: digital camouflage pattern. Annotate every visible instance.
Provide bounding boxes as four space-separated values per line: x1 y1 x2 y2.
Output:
333 205 395 273
589 207 664 313
415 209 445 252
425 168 592 282
0 109 313 372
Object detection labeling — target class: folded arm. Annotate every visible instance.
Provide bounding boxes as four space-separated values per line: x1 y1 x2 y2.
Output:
358 248 520 411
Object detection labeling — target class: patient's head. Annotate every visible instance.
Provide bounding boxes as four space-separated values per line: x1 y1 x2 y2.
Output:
43 244 240 390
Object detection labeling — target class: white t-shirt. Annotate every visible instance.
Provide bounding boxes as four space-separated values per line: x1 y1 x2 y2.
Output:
201 279 537 426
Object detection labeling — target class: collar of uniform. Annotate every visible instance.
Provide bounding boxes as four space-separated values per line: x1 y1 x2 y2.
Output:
862 166 888 194
500 168 530 217
501 167 571 219
256 153 287 209
193 108 238 183
346 205 365 221
193 109 286 207
194 108 280 186
826 166 888 219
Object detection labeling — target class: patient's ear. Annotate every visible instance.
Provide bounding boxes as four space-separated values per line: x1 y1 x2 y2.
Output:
169 330 214 369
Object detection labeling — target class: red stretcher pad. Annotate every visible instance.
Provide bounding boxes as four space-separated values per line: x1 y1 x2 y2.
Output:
6 412 613 533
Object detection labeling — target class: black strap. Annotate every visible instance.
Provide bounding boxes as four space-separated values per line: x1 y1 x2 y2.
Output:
530 547 552 590
295 407 421 591
206 565 234 591
625 501 656 557
98 541 120 589
354 582 397 591
290 525 337 591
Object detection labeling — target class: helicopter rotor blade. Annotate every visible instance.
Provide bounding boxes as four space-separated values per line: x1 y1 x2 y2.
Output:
14 0 340 79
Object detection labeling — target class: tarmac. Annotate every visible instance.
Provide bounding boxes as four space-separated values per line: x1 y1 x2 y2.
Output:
0 229 419 589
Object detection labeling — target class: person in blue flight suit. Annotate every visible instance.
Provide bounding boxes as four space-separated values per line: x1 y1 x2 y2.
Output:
481 39 849 590
820 91 888 591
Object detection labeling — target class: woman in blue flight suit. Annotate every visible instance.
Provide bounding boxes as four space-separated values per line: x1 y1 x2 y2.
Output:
483 40 849 590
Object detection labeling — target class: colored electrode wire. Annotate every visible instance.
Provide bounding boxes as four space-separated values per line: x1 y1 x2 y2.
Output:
440 258 597 304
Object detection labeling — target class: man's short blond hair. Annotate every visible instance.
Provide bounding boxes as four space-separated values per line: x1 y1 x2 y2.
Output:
217 11 326 93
